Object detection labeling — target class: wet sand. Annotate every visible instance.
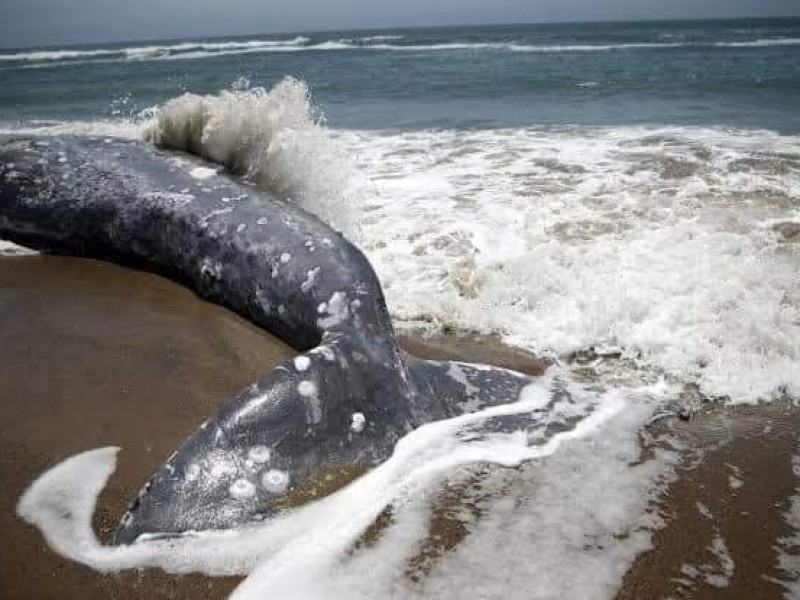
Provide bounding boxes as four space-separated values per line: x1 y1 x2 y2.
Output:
0 254 548 599
0 255 295 599
617 402 800 599
2 255 799 599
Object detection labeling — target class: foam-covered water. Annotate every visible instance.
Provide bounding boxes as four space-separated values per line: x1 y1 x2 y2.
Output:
4 17 800 598
134 83 800 403
338 125 800 403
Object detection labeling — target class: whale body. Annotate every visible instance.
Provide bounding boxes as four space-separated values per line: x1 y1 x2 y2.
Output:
0 136 536 544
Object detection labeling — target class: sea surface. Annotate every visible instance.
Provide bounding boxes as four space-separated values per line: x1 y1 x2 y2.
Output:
1 18 800 131
2 17 800 599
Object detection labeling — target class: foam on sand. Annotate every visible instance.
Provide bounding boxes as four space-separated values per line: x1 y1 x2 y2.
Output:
15 370 676 598
773 452 800 598
0 240 36 255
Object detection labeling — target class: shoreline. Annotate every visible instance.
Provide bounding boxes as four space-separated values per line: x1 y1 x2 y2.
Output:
0 254 546 599
1 255 798 598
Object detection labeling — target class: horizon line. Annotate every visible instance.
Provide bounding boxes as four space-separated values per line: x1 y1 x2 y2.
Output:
2 14 798 52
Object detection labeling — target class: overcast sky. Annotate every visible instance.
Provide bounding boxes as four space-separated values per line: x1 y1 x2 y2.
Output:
1 0 797 49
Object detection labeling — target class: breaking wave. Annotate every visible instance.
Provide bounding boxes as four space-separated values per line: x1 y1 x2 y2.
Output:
337 125 800 404
715 37 800 47
0 36 310 63
143 77 353 231
8 80 800 405
4 36 800 68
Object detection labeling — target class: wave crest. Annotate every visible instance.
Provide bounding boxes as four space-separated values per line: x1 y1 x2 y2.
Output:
144 77 352 231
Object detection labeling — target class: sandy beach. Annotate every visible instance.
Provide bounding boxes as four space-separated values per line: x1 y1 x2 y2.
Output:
1 255 799 599
0 255 295 598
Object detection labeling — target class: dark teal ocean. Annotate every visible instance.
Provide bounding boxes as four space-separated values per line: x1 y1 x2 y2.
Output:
1 17 799 131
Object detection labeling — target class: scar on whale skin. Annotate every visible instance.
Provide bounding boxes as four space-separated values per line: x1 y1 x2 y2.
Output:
0 136 539 544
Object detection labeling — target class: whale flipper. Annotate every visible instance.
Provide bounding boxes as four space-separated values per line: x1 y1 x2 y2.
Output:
0 136 541 543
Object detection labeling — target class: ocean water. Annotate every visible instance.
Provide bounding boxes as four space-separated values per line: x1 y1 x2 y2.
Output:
4 17 800 599
2 18 800 131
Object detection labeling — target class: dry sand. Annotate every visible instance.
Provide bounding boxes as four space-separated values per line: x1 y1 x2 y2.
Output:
1 255 798 599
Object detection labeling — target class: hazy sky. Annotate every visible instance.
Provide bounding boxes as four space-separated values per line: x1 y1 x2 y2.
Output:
1 0 797 49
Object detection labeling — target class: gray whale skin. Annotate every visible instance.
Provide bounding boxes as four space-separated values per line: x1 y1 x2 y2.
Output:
0 136 534 544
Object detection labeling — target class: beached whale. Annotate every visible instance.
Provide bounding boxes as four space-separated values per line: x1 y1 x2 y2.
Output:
0 136 535 544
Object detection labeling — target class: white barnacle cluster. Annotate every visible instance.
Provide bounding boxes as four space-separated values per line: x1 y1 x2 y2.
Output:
186 463 201 481
316 291 349 330
199 256 223 280
189 166 218 180
248 445 272 464
1 165 20 181
298 380 322 424
300 267 321 293
198 206 233 228
142 191 195 208
262 469 291 494
227 444 293 500
221 194 248 203
294 356 311 372
310 345 336 362
350 412 366 433
228 478 257 500
297 380 317 397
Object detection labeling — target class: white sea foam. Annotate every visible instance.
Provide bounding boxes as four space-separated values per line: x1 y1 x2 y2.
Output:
336 125 800 403
359 35 406 42
679 531 736 590
2 82 799 405
0 37 310 63
715 37 800 47
143 77 353 231
6 36 792 68
16 371 673 598
0 239 37 255
0 47 120 62
0 119 146 139
6 87 798 405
